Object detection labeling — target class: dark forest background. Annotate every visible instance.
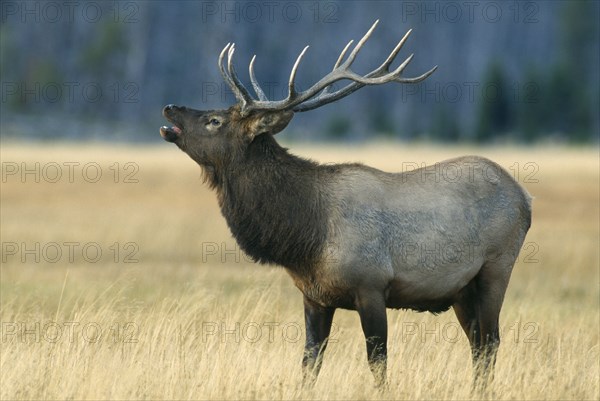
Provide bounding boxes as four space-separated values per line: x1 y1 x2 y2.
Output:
1 0 598 143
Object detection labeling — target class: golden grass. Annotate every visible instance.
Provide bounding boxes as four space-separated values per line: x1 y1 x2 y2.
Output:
1 142 598 400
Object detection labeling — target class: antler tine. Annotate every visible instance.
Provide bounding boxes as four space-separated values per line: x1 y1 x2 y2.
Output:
249 55 268 101
334 40 354 70
343 19 379 67
380 29 412 72
388 53 415 80
218 43 234 87
396 65 438 83
288 46 309 98
319 40 355 97
226 44 254 109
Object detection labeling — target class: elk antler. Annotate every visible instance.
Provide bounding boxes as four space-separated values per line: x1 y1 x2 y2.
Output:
218 20 437 116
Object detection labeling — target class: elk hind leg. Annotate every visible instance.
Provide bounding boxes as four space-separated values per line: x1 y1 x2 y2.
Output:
453 280 482 365
474 259 513 389
454 260 512 391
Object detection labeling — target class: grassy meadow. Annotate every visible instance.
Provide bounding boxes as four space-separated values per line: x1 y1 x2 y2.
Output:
1 142 598 400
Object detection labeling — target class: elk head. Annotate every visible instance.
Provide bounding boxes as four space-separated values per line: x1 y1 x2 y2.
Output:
160 20 437 167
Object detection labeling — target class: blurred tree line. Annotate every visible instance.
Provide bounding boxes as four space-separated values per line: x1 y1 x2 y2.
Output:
475 1 598 143
0 0 598 143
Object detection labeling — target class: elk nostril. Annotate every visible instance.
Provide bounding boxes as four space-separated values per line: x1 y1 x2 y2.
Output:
163 104 179 118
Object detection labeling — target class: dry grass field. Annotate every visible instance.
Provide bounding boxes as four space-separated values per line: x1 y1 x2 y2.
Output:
1 142 598 400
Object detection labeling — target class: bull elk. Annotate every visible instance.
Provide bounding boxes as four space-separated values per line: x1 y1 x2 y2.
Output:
160 20 532 388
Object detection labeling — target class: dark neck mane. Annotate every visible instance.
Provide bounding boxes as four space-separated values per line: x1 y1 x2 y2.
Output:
210 134 329 272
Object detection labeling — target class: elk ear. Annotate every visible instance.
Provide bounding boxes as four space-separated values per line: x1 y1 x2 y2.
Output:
247 111 294 140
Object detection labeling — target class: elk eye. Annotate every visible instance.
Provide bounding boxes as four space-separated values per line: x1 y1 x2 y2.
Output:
209 118 221 127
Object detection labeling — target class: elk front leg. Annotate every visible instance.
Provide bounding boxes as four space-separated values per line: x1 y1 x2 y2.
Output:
302 296 335 386
356 291 388 388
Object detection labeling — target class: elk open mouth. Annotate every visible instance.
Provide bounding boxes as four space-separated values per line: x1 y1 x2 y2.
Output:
160 125 182 143
160 104 184 142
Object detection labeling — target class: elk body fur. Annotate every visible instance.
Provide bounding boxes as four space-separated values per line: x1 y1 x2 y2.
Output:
160 21 532 388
